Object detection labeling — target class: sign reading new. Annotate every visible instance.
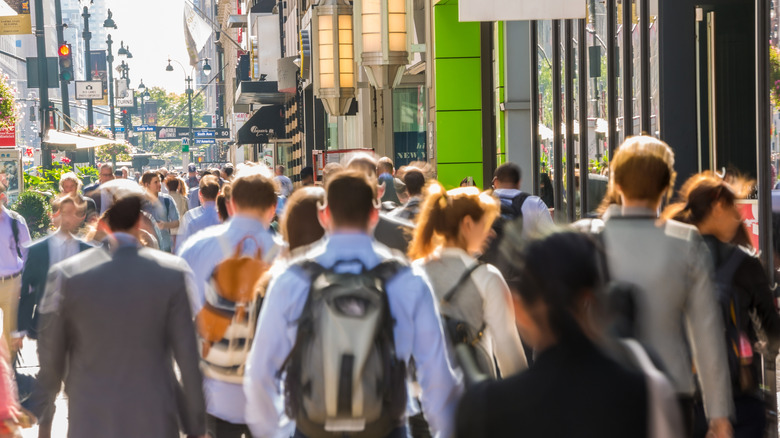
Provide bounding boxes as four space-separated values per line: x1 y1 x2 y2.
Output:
459 0 586 22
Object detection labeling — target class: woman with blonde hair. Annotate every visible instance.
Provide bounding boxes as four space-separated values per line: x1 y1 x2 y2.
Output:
409 183 527 379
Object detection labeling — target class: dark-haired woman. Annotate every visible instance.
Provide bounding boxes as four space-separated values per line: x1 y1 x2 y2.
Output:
409 183 527 379
456 232 649 438
663 172 780 438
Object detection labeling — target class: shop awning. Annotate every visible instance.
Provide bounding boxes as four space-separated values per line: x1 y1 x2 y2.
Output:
234 81 289 109
237 105 284 145
43 129 124 151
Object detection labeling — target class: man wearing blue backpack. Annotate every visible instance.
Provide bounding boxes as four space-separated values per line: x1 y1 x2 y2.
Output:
244 170 461 438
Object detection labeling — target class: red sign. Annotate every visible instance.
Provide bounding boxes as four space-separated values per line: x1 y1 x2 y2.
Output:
0 127 15 147
736 200 760 250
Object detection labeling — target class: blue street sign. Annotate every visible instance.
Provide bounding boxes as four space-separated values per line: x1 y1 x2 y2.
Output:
110 126 125 132
194 130 215 137
194 138 216 145
133 125 156 132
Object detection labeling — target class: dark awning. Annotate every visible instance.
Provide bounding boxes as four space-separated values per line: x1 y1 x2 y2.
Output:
237 105 284 145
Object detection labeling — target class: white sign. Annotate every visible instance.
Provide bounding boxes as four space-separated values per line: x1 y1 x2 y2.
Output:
459 0 586 22
116 91 135 108
75 81 104 100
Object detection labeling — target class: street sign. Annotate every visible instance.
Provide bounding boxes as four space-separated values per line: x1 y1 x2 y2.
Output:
133 125 156 132
181 138 189 153
75 81 104 100
156 127 231 141
194 138 216 145
116 92 135 108
111 126 125 132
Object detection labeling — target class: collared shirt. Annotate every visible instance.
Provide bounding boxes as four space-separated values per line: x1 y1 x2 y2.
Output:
243 233 462 438
188 188 201 209
179 201 221 247
274 175 294 198
144 193 180 252
493 188 554 239
178 215 281 424
0 206 31 276
48 231 80 267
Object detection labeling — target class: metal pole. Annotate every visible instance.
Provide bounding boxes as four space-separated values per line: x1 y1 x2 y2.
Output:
552 20 564 218
607 0 618 159
531 21 540 196
34 0 51 170
54 0 70 128
756 1 777 435
639 0 651 134
82 7 93 130
141 97 146 150
579 19 589 218
565 20 575 222
480 22 497 188
622 0 633 137
107 35 116 141
188 76 194 162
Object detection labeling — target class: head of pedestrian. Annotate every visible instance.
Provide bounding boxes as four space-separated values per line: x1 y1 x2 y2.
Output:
377 156 394 177
662 171 751 247
409 183 499 260
492 163 522 190
164 175 184 196
319 169 379 234
609 135 676 212
347 153 385 198
403 168 426 199
141 170 162 197
98 164 115 185
506 231 607 350
199 175 220 204
102 194 146 236
229 166 278 226
59 172 83 196
300 166 314 186
282 186 326 252
121 167 129 179
52 195 86 235
222 164 234 180
188 164 198 176
275 165 285 176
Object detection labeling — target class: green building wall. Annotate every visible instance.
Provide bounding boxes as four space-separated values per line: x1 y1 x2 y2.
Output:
433 0 506 189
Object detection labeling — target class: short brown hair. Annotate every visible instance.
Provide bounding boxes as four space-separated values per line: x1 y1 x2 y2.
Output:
325 170 377 229
231 173 277 211
140 170 160 186
611 136 676 202
52 194 86 216
199 175 220 201
282 187 326 251
347 154 378 178
104 194 143 232
164 175 180 192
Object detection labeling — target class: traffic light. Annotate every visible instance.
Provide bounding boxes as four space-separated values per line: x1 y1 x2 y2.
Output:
58 44 73 82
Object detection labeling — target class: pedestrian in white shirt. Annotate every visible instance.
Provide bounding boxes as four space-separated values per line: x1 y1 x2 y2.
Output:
0 182 30 351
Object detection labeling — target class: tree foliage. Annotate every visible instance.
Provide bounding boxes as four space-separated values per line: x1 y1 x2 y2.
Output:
134 87 208 156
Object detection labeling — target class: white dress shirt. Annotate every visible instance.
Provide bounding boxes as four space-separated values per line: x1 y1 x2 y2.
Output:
0 206 31 276
48 232 80 267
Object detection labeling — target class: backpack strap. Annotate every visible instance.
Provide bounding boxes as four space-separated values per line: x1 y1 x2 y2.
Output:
509 192 531 219
716 248 747 285
442 262 484 304
9 211 21 259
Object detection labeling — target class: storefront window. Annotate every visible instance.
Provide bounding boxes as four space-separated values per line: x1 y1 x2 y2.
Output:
392 85 427 167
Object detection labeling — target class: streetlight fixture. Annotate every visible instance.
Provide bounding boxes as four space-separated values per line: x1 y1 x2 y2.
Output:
354 0 411 89
138 78 146 90
103 9 117 29
117 41 127 56
126 46 134 59
312 0 356 116
166 58 211 162
202 59 212 74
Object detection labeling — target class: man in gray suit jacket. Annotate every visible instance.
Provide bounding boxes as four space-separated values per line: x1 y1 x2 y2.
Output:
30 194 206 438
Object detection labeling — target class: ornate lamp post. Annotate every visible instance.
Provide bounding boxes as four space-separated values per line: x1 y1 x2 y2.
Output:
312 0 356 116
354 0 411 89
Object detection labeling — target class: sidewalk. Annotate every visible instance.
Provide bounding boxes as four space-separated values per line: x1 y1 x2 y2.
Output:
15 340 68 438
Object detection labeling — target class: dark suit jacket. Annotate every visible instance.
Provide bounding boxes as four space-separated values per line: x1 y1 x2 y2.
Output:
18 236 92 339
456 337 647 438
374 213 414 254
30 243 206 438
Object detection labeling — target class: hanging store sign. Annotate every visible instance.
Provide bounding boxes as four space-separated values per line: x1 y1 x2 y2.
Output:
75 81 105 100
0 127 15 147
459 0 586 22
90 51 109 106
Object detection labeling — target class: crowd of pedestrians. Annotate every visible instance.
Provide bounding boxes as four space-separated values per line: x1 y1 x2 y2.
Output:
0 134 777 437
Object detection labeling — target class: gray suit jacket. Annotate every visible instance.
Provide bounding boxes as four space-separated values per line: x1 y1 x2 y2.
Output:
31 241 206 438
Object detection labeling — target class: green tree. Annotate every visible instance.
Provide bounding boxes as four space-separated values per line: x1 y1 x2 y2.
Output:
134 87 208 155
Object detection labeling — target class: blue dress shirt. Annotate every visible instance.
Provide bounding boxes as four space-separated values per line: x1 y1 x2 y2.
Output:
179 201 221 247
177 215 282 425
0 206 31 276
243 233 462 438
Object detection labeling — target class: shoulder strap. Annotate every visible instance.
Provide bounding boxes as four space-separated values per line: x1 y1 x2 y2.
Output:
10 214 21 258
443 262 484 304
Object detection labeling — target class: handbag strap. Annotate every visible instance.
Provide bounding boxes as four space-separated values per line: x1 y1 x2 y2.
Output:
442 262 484 304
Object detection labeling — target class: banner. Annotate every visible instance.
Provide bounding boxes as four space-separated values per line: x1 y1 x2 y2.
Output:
459 0 586 22
0 0 32 36
184 2 212 67
90 51 108 106
0 148 22 204
0 127 14 147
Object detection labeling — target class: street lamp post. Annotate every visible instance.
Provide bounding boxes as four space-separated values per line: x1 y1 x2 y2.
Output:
82 7 93 130
106 35 116 142
166 58 212 164
139 80 150 151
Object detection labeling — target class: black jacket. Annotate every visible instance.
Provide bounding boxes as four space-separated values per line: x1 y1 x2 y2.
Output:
456 337 647 438
18 236 92 339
